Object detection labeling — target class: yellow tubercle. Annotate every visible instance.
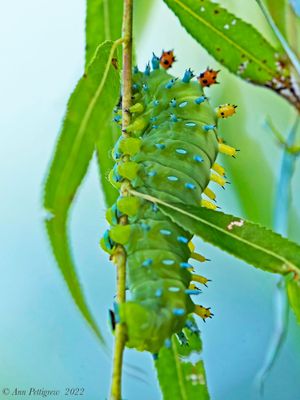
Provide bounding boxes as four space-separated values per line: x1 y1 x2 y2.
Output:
212 162 226 176
201 199 217 210
219 143 237 157
204 187 216 201
188 241 195 252
194 305 214 321
192 274 211 287
189 283 201 291
190 252 206 263
210 173 226 187
216 103 237 119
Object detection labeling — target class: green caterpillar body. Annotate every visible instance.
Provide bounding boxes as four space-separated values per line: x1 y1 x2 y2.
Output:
102 54 233 354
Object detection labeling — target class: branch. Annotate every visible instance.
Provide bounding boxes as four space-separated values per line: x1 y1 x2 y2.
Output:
110 0 133 399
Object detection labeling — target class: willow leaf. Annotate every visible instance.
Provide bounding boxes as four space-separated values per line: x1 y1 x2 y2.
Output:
86 1 123 207
85 0 123 67
44 41 120 342
287 279 300 323
95 120 119 207
130 191 300 277
156 319 210 400
163 0 288 85
265 0 288 38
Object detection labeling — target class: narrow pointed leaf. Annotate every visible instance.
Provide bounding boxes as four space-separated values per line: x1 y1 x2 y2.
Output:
287 279 300 323
130 191 300 277
85 0 123 67
156 319 210 400
86 1 123 206
44 40 120 342
265 0 288 38
163 0 289 85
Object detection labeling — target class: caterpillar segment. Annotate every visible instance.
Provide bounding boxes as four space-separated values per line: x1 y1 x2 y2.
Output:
101 52 237 353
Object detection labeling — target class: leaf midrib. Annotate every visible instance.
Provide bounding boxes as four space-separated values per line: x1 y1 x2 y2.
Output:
172 337 188 400
130 190 298 274
51 40 120 209
170 0 277 77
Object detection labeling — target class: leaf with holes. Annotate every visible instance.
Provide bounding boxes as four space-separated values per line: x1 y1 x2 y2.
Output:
155 324 210 400
44 40 120 343
130 191 300 277
163 0 290 85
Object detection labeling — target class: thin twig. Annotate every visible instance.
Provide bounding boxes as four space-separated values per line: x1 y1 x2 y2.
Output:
110 0 133 399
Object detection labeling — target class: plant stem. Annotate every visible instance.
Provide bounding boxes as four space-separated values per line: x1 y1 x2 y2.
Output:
110 1 133 399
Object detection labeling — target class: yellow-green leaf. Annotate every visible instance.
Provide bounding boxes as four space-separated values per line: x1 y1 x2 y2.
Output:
163 0 289 85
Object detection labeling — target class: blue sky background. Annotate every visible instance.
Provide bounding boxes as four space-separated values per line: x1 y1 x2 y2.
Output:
1 1 300 399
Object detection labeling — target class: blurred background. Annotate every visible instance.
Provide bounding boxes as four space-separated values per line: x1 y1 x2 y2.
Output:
1 0 300 399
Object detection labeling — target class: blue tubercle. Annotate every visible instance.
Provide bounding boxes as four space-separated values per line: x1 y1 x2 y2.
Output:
177 236 189 244
203 124 216 132
155 288 163 297
151 53 160 70
180 262 192 269
185 122 197 127
170 98 177 107
148 170 157 177
182 68 195 83
173 308 185 316
142 258 153 267
144 63 150 76
185 289 201 295
194 155 203 163
132 83 139 90
185 319 200 334
142 83 149 91
165 79 176 89
155 143 166 150
170 113 178 122
153 99 160 107
113 302 120 323
185 182 196 190
194 96 206 104
152 203 159 213
164 338 171 348
113 115 121 123
176 331 188 346
133 65 139 74
141 223 151 231
152 125 158 129
150 116 158 122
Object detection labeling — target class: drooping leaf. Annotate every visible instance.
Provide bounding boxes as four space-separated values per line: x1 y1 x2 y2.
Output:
287 278 300 323
86 0 123 207
130 191 300 277
95 120 120 207
156 318 210 400
163 0 289 85
85 0 123 67
44 41 121 342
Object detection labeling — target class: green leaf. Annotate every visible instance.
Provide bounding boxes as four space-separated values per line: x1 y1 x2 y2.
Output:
44 40 121 342
130 191 300 277
163 0 288 85
85 1 123 207
95 120 120 207
287 279 300 323
264 0 288 38
156 319 210 400
85 0 123 67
